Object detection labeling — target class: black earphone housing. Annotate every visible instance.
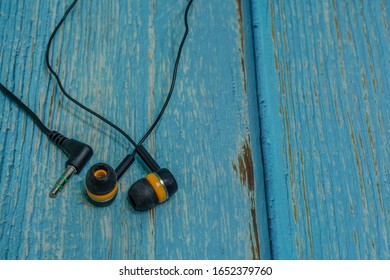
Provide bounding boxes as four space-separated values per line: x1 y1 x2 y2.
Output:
128 168 178 211
156 168 178 197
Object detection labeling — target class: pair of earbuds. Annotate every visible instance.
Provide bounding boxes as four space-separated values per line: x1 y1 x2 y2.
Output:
2 80 178 212
85 145 177 211
46 130 177 211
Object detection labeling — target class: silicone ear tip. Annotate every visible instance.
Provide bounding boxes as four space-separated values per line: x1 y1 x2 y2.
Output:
85 163 118 207
128 178 159 211
85 163 117 194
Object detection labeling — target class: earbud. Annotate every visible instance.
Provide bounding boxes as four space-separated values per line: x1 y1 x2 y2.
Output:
85 163 118 206
128 167 177 211
85 153 135 206
84 145 177 211
127 145 177 211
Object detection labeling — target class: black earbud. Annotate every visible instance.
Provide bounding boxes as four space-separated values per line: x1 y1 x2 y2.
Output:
85 145 177 211
127 145 177 211
85 163 118 206
128 167 177 211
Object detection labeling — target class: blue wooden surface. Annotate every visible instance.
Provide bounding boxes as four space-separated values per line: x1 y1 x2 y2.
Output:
0 0 270 259
252 0 390 259
2 0 389 261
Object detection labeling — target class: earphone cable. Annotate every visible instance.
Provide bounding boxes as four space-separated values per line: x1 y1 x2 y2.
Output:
138 0 193 146
0 81 94 195
46 0 193 149
0 82 51 136
45 0 137 148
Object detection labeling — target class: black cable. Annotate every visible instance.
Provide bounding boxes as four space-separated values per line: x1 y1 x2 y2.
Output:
0 81 94 194
138 0 194 145
0 82 51 136
46 0 193 149
45 0 137 147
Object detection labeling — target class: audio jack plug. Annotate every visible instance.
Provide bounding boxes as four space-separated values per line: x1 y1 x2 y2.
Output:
50 165 77 197
0 84 93 198
48 132 93 198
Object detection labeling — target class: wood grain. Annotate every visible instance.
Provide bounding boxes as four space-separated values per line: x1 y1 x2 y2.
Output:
252 0 390 259
0 0 270 259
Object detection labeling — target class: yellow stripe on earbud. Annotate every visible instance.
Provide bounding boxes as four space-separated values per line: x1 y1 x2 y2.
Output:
86 184 118 202
145 173 167 203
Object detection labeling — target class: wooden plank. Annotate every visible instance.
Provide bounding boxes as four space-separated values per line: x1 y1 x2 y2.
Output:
251 0 390 259
0 0 270 259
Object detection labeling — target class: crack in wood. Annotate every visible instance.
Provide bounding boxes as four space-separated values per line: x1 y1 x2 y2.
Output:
234 137 261 259
235 0 247 94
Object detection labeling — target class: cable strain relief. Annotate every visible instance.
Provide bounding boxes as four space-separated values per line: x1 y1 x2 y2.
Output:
48 131 69 146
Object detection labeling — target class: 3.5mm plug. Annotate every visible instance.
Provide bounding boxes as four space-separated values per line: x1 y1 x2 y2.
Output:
50 165 77 198
48 131 94 198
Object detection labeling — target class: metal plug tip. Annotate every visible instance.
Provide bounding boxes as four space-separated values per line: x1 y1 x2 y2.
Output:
49 165 77 198
49 187 61 198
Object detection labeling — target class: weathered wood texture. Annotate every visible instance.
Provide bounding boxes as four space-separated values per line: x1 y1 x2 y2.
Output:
0 0 270 259
252 0 390 259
